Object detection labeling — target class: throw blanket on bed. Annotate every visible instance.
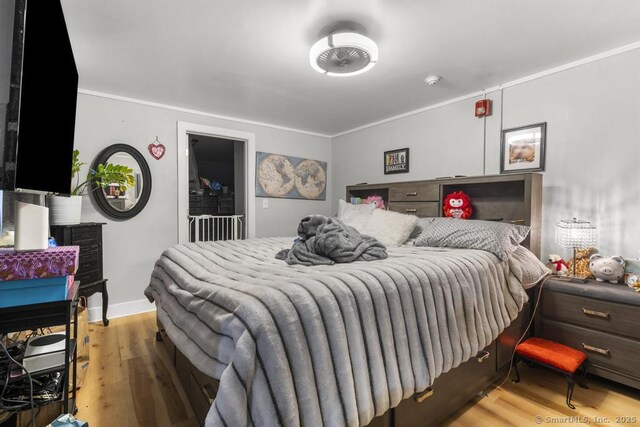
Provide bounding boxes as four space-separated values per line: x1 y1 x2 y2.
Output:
275 215 388 266
145 237 535 427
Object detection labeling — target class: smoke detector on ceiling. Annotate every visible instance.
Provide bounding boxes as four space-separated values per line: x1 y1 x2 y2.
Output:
425 75 443 86
310 31 378 77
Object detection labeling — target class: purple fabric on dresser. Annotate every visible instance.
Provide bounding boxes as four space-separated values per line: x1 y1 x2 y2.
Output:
0 246 79 281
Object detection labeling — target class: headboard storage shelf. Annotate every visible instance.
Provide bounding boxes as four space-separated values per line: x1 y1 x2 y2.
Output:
345 184 389 205
346 173 542 257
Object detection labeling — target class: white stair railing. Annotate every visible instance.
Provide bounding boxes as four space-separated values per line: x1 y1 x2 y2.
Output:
189 215 245 242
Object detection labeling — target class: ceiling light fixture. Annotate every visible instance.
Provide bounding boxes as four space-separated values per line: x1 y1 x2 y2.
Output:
310 32 378 77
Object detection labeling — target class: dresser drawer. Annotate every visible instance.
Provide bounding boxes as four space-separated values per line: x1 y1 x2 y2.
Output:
538 319 640 380
70 226 99 242
542 290 640 340
76 269 100 284
395 342 496 427
175 350 191 393
389 184 439 202
388 202 439 217
189 372 215 426
188 363 219 426
78 248 99 263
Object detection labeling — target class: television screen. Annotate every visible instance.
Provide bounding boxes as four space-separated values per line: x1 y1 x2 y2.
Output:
1 0 78 195
0 1 17 181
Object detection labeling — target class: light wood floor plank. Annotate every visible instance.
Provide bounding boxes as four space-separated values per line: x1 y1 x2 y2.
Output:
76 312 197 427
75 313 639 427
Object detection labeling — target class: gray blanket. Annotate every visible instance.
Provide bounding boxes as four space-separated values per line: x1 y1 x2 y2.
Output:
276 215 388 266
145 237 534 427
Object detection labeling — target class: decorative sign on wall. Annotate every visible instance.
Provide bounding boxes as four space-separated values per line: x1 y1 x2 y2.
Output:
384 148 410 174
148 136 166 160
256 152 327 200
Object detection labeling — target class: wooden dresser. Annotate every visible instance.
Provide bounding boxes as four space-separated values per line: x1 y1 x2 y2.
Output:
50 222 109 326
536 278 640 389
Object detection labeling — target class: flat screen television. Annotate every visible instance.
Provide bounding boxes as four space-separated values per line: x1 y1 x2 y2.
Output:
1 0 78 195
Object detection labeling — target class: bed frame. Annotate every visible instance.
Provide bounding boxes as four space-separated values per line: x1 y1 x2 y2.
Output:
156 172 543 426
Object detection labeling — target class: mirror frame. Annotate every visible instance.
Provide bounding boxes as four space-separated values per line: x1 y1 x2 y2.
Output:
90 144 152 220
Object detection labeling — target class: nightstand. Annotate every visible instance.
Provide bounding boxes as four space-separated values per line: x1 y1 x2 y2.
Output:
536 278 640 390
50 223 109 326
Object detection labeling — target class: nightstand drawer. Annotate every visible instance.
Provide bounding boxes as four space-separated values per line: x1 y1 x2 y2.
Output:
539 319 640 379
542 290 640 340
389 184 439 202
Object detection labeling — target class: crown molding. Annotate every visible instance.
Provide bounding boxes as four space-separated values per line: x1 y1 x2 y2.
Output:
77 89 332 139
332 39 640 138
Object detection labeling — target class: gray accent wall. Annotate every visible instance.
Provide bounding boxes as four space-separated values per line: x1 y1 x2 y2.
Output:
333 49 640 260
74 94 332 308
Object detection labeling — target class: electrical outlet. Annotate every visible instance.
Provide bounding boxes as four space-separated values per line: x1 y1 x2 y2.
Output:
262 199 269 209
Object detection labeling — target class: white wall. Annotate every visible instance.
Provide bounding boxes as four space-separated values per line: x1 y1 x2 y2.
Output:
74 94 332 317
332 96 485 203
333 49 640 260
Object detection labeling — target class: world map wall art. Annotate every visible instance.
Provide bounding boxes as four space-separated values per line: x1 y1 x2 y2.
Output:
256 152 327 200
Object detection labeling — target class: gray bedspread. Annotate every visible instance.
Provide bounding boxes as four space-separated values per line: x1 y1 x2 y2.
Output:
276 215 388 266
144 237 531 427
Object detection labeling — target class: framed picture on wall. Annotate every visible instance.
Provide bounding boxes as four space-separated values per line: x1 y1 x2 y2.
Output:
500 122 546 173
384 148 410 174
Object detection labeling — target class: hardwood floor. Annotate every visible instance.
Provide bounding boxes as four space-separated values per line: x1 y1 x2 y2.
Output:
76 312 198 427
77 312 640 427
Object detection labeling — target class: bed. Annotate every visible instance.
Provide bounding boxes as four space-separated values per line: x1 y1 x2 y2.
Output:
147 173 545 427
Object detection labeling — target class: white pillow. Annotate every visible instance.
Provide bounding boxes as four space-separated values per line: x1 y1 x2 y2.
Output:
337 199 375 231
361 209 418 246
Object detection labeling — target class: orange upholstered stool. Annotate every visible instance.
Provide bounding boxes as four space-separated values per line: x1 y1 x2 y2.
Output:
512 337 588 409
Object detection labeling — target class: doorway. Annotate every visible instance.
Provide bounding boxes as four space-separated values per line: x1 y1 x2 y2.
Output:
188 135 244 241
177 122 256 244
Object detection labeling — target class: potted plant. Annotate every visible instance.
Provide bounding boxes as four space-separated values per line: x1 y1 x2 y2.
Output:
47 150 135 225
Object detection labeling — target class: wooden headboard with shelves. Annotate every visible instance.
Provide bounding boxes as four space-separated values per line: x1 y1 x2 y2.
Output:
346 173 543 257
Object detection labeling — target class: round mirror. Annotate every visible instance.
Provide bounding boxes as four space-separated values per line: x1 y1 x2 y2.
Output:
90 144 152 219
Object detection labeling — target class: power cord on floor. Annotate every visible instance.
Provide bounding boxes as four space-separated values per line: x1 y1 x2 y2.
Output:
496 274 553 391
0 338 35 427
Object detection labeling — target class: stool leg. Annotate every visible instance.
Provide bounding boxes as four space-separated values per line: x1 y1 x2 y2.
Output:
578 364 588 389
565 375 576 410
512 356 521 384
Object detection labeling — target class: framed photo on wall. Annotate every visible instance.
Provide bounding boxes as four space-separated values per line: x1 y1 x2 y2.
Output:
500 122 546 173
384 148 410 174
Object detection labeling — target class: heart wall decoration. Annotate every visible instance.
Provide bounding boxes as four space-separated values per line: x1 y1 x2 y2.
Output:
148 136 166 160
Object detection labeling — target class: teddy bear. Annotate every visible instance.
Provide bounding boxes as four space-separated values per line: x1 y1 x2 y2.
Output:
363 195 385 210
443 191 472 219
547 254 569 276
566 247 595 279
625 274 640 292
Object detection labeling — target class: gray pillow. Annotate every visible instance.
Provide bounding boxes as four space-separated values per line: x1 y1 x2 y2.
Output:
409 217 437 239
414 218 530 261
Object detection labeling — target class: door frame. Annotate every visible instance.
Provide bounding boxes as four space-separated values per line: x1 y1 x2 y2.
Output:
176 121 256 243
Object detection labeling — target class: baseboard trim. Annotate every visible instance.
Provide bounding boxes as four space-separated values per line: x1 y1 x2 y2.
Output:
87 298 155 323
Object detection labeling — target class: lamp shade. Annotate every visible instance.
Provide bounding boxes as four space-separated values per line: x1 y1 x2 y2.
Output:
555 218 596 248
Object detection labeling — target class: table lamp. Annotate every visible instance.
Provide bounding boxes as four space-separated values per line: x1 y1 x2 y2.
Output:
555 218 597 281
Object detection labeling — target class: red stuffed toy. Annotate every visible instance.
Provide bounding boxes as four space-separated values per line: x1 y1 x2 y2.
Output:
443 191 472 219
